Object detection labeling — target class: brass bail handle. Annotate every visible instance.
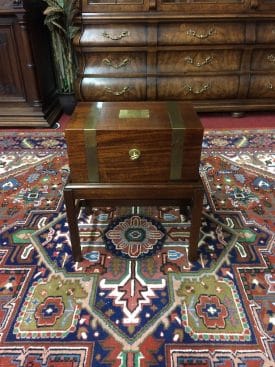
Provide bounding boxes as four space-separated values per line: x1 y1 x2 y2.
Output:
129 148 141 160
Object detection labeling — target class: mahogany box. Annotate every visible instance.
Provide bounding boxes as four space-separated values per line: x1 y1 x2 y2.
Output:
65 101 204 183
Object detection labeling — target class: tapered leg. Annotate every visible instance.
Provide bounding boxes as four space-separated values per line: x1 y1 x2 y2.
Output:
63 187 83 262
188 187 204 262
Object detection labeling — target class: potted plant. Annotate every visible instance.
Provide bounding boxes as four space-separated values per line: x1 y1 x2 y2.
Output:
42 0 79 114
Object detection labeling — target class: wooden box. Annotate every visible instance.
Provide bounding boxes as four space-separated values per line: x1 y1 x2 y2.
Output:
65 101 203 183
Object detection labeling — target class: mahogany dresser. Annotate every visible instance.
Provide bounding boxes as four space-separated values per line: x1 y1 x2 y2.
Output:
74 0 275 113
64 101 204 263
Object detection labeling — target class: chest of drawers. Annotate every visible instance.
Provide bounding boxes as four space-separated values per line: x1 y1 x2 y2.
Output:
74 0 275 113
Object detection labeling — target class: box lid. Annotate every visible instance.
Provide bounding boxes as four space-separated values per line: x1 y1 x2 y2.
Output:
67 101 203 132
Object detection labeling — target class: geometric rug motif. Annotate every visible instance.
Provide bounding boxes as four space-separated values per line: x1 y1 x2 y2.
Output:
103 214 166 259
0 129 274 367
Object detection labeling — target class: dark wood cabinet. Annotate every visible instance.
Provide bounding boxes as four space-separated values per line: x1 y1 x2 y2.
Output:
0 0 61 127
74 0 275 112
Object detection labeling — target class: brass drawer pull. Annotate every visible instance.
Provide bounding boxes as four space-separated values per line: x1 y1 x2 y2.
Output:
129 148 141 160
186 28 216 39
102 58 130 69
267 54 275 64
183 83 210 95
104 86 129 96
184 55 214 67
266 81 275 91
102 30 130 41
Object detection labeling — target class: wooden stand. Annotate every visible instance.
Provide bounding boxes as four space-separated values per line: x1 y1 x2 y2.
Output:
63 179 204 263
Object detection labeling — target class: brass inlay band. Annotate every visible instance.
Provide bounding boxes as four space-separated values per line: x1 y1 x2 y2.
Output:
119 109 150 119
84 105 101 182
167 102 184 180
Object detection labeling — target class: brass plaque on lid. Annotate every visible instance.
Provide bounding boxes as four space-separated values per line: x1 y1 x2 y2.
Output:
119 109 150 119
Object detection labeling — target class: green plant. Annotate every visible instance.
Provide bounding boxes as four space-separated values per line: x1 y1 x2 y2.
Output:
43 0 79 93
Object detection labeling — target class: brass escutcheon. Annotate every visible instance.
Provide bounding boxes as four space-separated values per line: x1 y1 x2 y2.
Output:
129 148 141 160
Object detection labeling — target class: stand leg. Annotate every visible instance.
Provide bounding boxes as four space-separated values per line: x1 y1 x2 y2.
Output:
179 204 191 222
188 187 204 262
63 187 83 262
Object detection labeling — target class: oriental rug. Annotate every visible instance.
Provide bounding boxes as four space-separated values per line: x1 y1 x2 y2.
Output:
0 129 274 367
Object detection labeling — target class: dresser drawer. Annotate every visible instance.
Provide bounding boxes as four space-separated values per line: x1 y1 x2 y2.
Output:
83 52 147 75
251 49 275 71
158 23 245 45
157 50 242 73
79 24 147 46
248 75 275 98
157 76 240 99
79 78 147 101
256 22 275 43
